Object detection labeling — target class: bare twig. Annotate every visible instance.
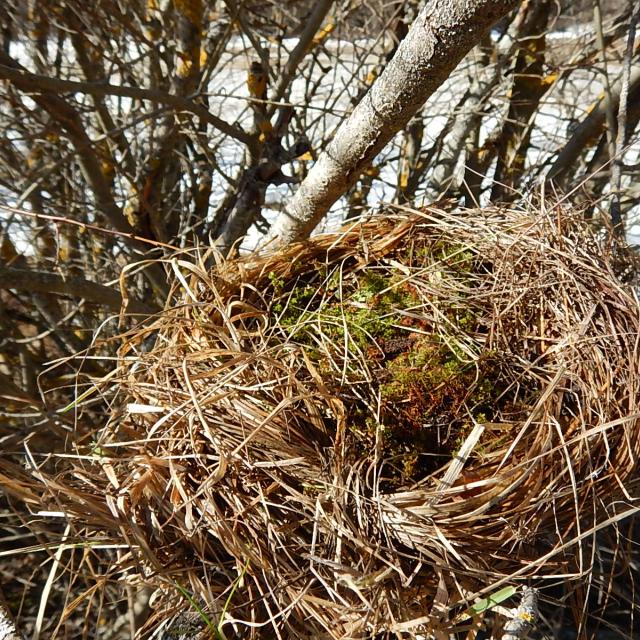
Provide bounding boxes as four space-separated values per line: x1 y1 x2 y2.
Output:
0 204 180 251
0 62 250 145
0 265 159 315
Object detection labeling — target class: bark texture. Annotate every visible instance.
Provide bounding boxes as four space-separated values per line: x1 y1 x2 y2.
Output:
269 0 520 244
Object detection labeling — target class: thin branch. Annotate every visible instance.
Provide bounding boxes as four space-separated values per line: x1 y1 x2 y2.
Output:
593 0 620 230
0 265 159 315
269 0 335 109
546 63 640 184
610 5 639 234
0 204 180 251
0 61 250 145
0 50 136 239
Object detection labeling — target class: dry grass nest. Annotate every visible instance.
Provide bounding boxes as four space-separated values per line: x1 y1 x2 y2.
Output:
3 204 640 638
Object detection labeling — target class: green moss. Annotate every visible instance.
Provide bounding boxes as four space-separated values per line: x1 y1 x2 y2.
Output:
320 304 395 350
264 248 506 488
271 268 421 352
372 336 505 483
350 271 388 301
268 271 285 293
379 339 469 412
272 281 318 329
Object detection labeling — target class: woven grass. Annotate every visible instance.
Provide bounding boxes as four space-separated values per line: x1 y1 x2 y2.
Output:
3 204 640 638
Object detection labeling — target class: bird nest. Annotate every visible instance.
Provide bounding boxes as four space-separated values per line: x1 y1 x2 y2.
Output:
5 205 640 638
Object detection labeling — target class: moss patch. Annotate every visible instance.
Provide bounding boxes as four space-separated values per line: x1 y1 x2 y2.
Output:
264 243 504 488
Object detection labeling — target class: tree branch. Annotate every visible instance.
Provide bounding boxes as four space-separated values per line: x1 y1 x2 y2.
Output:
0 61 250 145
269 0 335 109
546 62 640 185
0 266 159 315
0 50 136 236
268 0 520 244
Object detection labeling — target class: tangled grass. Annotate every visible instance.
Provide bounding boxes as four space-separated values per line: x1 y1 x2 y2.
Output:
1 203 640 638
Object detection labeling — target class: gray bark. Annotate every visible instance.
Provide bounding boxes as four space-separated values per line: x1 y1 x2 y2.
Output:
425 58 499 198
268 0 520 245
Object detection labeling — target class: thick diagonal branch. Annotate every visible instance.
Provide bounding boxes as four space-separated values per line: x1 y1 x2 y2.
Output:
268 0 519 244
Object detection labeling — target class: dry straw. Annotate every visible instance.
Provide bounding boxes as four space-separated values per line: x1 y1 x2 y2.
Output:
2 203 640 638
